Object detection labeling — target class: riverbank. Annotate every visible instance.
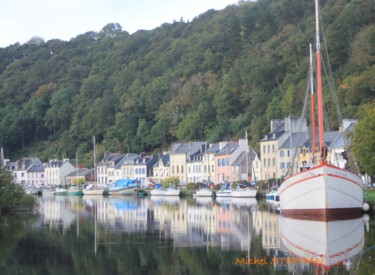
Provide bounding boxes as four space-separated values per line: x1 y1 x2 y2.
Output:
364 189 375 202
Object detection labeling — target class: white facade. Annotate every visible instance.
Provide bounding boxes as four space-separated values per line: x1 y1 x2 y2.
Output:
45 159 75 186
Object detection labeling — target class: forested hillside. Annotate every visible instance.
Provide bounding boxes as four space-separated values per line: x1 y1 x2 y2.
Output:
0 0 374 166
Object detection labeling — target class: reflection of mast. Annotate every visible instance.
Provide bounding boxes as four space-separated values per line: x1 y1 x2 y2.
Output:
94 200 97 255
76 196 79 238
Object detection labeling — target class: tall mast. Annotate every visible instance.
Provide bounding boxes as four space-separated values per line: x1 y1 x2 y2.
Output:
310 44 316 163
245 131 249 181
76 150 79 187
0 147 4 168
315 0 325 163
93 136 97 183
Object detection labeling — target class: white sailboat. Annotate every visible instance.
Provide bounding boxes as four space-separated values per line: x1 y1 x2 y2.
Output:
83 137 105 196
279 0 363 220
279 216 364 272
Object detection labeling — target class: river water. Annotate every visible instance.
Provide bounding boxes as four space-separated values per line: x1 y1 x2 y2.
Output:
0 195 374 275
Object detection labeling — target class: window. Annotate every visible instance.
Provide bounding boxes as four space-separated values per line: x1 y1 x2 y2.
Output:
280 163 285 169
268 145 270 154
226 158 229 166
287 150 290 157
217 159 221 167
263 145 266 154
272 145 275 152
272 158 275 166
280 150 284 157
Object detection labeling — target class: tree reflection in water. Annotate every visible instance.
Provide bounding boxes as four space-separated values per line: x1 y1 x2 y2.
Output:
0 196 373 275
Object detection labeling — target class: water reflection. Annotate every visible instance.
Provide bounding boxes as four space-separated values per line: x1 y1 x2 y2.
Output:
0 196 370 274
279 217 364 273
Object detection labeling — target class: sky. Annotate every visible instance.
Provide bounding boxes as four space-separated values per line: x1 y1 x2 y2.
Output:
0 0 239 48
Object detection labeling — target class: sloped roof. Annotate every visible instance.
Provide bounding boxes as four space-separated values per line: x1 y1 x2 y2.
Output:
279 132 307 149
66 168 93 177
172 141 207 155
329 123 356 149
27 163 45 173
216 142 239 156
15 157 42 170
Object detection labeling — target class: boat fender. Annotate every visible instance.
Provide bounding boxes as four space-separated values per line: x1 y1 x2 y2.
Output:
362 203 370 212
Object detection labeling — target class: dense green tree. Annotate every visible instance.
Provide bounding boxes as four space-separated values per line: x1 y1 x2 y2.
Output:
351 101 375 175
0 0 373 162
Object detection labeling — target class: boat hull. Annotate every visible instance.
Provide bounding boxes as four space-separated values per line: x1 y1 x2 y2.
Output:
54 189 68 196
279 216 364 270
109 186 139 195
164 189 180 196
279 163 363 221
216 190 232 197
195 189 213 197
150 189 164 196
231 189 257 198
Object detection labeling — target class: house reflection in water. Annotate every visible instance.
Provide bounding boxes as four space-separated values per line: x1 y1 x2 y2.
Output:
39 196 365 274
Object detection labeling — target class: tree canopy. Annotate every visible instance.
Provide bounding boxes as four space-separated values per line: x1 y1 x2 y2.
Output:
0 0 374 173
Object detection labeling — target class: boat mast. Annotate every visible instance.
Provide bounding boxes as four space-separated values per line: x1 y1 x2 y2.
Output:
93 136 97 184
310 44 316 163
315 0 325 163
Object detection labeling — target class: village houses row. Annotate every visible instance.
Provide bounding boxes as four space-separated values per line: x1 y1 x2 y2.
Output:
1 117 356 187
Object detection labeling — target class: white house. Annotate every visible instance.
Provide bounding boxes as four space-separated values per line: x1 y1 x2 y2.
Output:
45 159 75 186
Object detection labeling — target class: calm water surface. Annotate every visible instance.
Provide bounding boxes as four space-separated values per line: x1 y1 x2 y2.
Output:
0 195 374 275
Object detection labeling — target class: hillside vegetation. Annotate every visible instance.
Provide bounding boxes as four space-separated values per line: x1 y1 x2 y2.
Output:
0 0 374 168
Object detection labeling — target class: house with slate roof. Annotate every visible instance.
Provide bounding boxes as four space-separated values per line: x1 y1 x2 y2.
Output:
153 153 170 182
66 168 93 185
97 153 126 185
121 154 158 187
12 157 43 184
214 139 249 184
202 143 221 183
260 116 308 180
45 159 75 186
27 163 45 186
231 149 261 183
170 142 207 185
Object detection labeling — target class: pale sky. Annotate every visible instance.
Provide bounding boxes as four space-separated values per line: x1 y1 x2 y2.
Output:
0 0 239 48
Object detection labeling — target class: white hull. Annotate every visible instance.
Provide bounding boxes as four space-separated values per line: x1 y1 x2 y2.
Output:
195 189 213 197
216 190 232 197
164 188 180 196
279 163 363 220
231 188 257 198
150 189 164 196
279 216 364 270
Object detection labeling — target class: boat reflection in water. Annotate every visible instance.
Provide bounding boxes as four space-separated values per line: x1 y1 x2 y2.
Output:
35 195 369 274
278 216 364 273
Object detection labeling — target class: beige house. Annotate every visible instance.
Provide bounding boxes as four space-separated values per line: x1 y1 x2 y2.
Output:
169 142 206 185
153 153 170 182
260 116 307 180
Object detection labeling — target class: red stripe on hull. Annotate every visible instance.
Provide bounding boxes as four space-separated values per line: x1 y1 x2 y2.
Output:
279 174 322 195
327 173 363 189
281 208 363 221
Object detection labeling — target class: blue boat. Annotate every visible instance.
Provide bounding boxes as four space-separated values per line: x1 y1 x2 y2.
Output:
266 190 279 201
109 179 139 195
